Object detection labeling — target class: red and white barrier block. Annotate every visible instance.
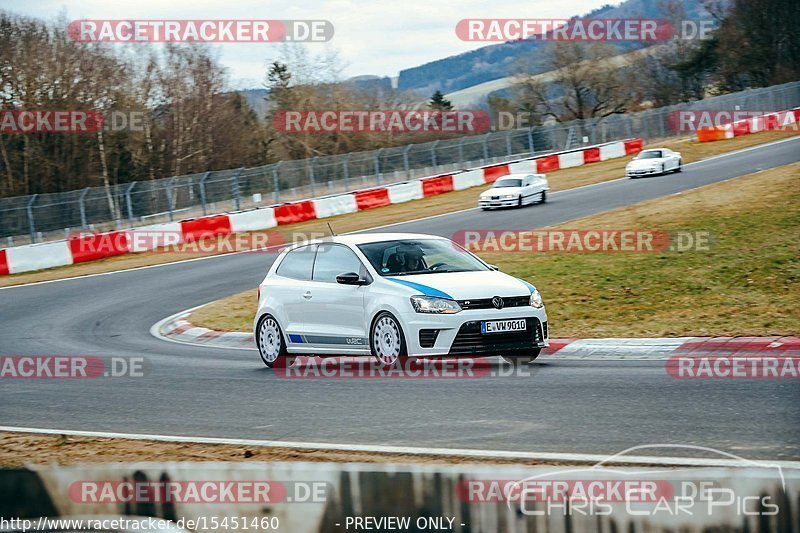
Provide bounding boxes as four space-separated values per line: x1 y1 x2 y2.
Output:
0 139 642 276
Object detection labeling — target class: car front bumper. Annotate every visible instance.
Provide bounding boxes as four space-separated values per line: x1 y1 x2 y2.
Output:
479 197 519 208
626 167 661 177
399 306 549 357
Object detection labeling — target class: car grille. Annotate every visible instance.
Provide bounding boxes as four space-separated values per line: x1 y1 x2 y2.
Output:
457 296 530 310
491 196 499 200
419 329 440 348
448 318 544 356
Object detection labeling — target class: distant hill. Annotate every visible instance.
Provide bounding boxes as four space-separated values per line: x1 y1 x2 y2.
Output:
397 0 713 97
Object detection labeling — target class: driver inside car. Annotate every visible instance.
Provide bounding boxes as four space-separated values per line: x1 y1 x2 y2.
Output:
396 245 426 273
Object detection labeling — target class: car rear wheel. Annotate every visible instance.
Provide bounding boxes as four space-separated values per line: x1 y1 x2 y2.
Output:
540 190 547 203
256 315 295 368
675 160 682 172
371 312 407 366
502 348 541 366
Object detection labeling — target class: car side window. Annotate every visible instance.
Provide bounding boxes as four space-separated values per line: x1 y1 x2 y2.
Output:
312 244 365 283
276 245 316 280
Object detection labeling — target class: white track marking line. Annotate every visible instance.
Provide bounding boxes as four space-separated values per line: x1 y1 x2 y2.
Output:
2 136 798 291
2 425 798 468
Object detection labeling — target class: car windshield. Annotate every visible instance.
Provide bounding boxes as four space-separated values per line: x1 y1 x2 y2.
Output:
635 151 662 159
492 178 523 188
357 239 490 276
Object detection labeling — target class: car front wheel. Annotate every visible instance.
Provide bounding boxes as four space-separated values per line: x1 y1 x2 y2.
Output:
502 348 541 366
371 312 407 366
256 315 295 368
540 190 547 203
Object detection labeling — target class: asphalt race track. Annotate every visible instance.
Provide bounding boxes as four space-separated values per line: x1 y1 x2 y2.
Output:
1 137 799 460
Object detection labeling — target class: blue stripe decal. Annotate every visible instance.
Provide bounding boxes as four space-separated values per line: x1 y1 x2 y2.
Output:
517 278 537 293
385 277 453 299
288 334 304 343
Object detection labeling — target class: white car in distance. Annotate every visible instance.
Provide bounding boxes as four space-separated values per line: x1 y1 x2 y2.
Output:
478 173 549 209
625 148 682 178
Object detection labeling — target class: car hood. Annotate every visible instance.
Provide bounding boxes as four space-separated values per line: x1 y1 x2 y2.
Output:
480 187 521 197
627 159 662 169
383 270 534 300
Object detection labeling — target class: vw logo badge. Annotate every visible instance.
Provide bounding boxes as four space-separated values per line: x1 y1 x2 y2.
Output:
492 296 504 309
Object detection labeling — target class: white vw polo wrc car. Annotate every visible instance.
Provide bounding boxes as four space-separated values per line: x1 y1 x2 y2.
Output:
478 173 549 209
625 148 682 178
254 233 548 368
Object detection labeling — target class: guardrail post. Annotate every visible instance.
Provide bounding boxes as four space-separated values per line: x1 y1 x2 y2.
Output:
374 149 384 185
198 172 210 215
124 182 137 224
26 194 38 243
79 187 90 228
165 177 176 222
482 133 490 162
272 162 282 203
458 138 465 166
505 131 513 156
231 168 243 211
430 140 440 169
403 145 412 179
527 127 534 154
308 158 318 197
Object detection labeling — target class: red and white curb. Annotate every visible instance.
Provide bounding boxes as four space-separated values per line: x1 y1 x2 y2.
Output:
1 138 642 277
152 308 800 360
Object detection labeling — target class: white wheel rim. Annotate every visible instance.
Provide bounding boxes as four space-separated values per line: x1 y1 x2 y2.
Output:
259 318 281 363
373 316 401 365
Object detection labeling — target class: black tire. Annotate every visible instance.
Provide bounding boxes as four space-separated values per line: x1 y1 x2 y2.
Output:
370 312 408 367
255 315 295 368
660 164 666 175
517 196 523 208
675 160 682 172
540 190 547 203
502 348 541 366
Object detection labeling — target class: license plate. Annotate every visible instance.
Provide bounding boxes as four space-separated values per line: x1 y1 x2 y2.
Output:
481 319 526 334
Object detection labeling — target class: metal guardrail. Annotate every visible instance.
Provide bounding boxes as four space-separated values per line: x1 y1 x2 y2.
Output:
1 81 798 246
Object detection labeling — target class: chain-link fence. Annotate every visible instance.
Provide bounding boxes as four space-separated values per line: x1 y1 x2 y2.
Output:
2 81 799 247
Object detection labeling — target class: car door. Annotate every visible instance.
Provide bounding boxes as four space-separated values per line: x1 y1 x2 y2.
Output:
303 243 369 353
272 244 317 345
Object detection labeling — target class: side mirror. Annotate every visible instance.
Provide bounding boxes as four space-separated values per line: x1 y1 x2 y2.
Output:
488 264 500 271
336 272 366 285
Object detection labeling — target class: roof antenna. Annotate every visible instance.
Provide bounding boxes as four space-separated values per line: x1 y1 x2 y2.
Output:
326 222 337 237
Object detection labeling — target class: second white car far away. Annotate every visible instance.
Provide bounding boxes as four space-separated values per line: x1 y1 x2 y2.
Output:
254 233 548 368
625 148 682 177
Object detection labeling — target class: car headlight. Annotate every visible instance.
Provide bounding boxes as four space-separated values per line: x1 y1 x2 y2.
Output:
529 289 544 308
410 296 462 314
501 194 516 199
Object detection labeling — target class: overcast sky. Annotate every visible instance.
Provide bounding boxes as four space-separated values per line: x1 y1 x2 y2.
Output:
5 0 610 89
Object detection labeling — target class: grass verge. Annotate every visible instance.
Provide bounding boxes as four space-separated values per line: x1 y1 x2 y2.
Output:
191 162 800 337
1 131 795 289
